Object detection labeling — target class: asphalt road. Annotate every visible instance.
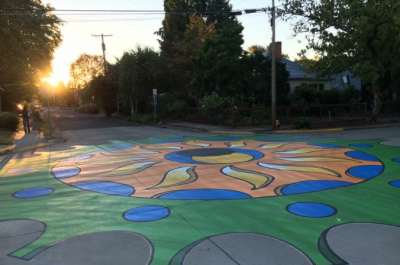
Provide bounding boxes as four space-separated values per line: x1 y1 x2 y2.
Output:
49 108 139 131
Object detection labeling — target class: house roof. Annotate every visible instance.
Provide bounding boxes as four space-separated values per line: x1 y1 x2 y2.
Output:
263 52 328 80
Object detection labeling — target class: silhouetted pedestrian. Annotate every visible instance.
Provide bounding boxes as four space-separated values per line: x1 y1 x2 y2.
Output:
21 105 30 134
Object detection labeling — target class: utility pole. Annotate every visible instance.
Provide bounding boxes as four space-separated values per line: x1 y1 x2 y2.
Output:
0 87 4 114
92 34 113 74
270 0 277 130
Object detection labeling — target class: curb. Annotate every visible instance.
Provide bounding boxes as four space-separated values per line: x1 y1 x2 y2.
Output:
0 138 66 155
276 128 344 134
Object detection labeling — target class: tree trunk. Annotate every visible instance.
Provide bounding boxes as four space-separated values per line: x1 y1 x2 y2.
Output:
370 91 381 123
130 97 134 117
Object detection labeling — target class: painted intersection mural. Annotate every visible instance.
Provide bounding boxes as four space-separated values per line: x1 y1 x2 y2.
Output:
0 136 400 264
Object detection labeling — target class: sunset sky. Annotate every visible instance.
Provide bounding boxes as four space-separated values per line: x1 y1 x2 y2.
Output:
42 0 309 85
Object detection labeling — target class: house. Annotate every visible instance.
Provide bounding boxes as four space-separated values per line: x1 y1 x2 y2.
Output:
264 42 361 92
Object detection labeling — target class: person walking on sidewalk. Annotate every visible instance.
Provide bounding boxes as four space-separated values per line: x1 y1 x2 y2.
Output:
21 105 30 134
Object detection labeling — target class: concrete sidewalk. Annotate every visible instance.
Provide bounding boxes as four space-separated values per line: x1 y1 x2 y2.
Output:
0 117 64 154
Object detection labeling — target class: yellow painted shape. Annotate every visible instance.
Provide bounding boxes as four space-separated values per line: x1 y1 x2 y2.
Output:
209 131 254 135
222 166 273 190
184 141 210 147
98 162 157 177
101 151 159 156
150 167 197 189
277 157 357 162
193 153 253 164
258 143 286 149
259 163 339 177
276 148 327 154
142 145 182 150
226 141 246 147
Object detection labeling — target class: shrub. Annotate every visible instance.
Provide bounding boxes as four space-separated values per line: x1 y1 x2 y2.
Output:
319 88 340 104
0 112 20 131
167 100 187 118
291 84 319 105
129 114 157 124
340 85 360 104
202 92 225 110
293 117 312 129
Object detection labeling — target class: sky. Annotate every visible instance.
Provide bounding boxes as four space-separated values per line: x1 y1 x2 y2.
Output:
42 0 310 85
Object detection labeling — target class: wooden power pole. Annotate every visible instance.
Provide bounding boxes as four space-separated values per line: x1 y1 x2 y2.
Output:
92 34 113 74
271 0 276 130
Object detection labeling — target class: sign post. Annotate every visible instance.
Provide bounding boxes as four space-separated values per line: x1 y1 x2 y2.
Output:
153 89 157 124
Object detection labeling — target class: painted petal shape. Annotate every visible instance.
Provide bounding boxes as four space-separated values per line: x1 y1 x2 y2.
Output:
150 167 197 189
221 166 274 190
276 157 358 163
276 148 329 154
100 151 159 156
79 157 149 166
141 145 182 150
258 143 286 149
258 163 339 177
98 162 158 177
184 141 210 147
226 141 246 147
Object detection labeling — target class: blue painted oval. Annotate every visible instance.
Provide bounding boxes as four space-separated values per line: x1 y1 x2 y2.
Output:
14 188 53 199
392 158 400 163
124 206 170 222
64 154 93 162
158 189 251 200
282 180 353 195
72 181 134 196
345 151 379 162
165 148 263 165
307 143 343 148
53 167 80 179
389 181 400 188
349 143 373 148
347 165 384 179
288 202 336 218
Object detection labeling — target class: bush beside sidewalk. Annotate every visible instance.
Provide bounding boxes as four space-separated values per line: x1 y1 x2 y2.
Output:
0 111 63 155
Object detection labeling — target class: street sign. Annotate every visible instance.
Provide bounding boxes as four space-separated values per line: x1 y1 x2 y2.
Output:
153 89 157 96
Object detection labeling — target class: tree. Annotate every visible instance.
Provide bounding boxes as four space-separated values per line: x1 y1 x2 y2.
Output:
282 0 400 122
118 47 161 116
191 22 246 101
69 54 104 90
0 0 61 87
248 45 268 55
169 14 217 96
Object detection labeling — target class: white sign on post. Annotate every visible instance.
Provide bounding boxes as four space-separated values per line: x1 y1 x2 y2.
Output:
153 89 157 96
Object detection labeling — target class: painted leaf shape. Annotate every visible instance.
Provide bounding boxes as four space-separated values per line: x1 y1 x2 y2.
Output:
258 143 286 149
149 167 197 189
98 162 158 177
226 141 246 147
184 141 210 147
276 148 327 154
101 151 159 156
141 145 182 150
276 157 358 163
79 157 149 166
258 163 339 177
221 166 274 190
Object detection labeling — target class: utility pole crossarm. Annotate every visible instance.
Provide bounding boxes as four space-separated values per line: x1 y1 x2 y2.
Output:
92 34 113 74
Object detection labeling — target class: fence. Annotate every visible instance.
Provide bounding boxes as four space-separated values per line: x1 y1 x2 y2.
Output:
186 102 399 128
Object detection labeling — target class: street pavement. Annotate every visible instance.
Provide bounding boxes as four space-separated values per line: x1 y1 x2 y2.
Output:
1 108 400 265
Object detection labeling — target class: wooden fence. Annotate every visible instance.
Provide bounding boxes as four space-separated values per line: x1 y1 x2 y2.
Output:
186 102 399 128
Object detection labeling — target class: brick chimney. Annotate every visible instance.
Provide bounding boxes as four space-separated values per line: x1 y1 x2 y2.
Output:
269 42 282 59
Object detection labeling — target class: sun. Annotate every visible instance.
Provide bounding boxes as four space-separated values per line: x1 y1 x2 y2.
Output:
41 74 59 87
51 139 384 200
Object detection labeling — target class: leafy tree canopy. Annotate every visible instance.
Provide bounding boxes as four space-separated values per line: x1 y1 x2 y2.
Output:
247 45 268 55
69 54 104 90
0 0 61 109
282 0 400 122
